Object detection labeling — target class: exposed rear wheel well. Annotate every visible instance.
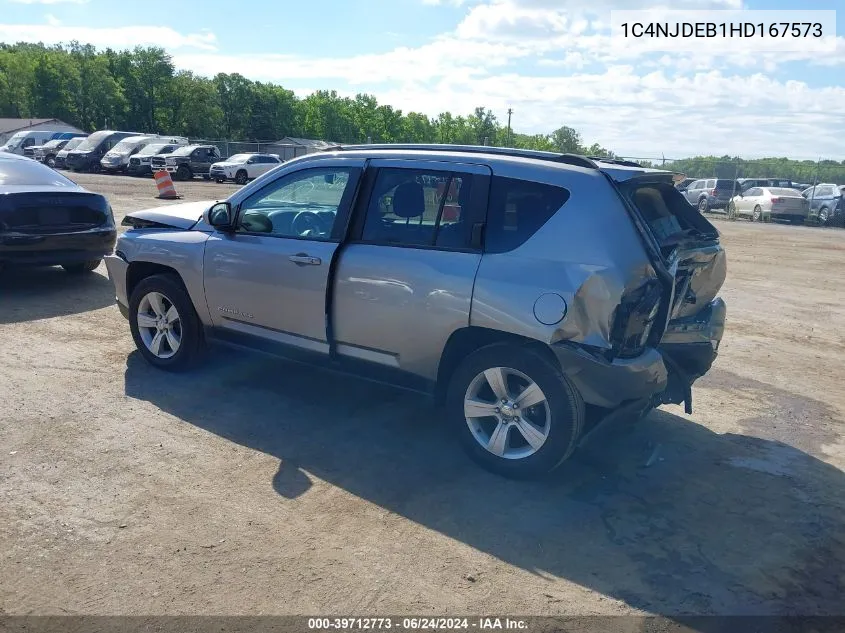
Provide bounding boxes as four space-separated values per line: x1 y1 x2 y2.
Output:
126 261 183 299
434 326 559 405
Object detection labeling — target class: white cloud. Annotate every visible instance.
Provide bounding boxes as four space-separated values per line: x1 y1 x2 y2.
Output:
0 23 217 50
44 13 60 26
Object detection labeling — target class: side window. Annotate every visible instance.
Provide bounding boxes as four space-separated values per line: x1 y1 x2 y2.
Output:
237 167 352 240
485 177 570 254
361 168 474 249
820 186 835 196
706 179 716 188
690 180 703 190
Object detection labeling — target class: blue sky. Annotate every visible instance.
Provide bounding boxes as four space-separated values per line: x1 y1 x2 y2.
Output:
2 0 844 159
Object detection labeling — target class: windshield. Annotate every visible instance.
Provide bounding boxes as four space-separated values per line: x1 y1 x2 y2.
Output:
3 132 28 149
61 138 85 152
110 138 148 154
0 156 78 186
170 146 199 156
137 143 168 156
226 154 251 163
74 131 112 152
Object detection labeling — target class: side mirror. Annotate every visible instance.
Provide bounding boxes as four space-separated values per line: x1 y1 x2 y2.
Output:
205 202 234 231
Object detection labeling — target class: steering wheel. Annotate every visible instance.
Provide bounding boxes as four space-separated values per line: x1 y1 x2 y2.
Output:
291 211 326 236
240 212 273 233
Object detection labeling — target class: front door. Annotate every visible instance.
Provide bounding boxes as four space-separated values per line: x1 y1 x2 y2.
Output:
203 161 363 353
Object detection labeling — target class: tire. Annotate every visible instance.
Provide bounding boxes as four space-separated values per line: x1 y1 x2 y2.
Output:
726 202 737 220
46 156 56 168
215 178 225 184
698 197 709 213
752 205 763 222
446 343 584 479
818 207 830 226
128 274 204 371
235 170 249 185
62 259 101 274
202 175 211 181
176 164 192 181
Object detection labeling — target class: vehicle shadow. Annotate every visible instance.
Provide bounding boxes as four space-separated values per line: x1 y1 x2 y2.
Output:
0 266 114 324
123 350 845 618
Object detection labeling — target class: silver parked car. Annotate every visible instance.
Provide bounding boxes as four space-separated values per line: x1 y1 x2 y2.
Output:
727 186 809 224
105 145 727 478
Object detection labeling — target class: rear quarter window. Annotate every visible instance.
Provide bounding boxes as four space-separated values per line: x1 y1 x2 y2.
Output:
485 177 570 254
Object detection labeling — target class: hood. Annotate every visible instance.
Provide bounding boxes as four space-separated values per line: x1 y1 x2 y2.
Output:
212 161 243 169
124 199 216 230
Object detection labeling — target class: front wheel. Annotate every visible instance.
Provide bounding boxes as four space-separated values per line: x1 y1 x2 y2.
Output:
698 197 709 213
176 165 192 181
62 259 101 274
128 274 204 371
235 170 249 185
46 156 56 168
446 343 584 478
818 207 830 226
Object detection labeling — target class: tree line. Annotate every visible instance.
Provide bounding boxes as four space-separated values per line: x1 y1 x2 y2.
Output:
2 42 843 182
0 42 610 155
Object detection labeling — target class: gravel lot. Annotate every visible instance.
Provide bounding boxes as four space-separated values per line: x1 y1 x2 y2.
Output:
1 172 844 617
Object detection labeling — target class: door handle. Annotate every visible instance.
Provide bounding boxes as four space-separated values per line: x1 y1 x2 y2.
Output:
288 253 321 266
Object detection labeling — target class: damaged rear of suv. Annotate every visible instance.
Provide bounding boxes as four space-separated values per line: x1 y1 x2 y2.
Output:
105 145 725 478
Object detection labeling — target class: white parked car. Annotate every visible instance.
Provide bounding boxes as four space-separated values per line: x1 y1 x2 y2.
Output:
209 153 282 185
727 186 809 225
100 135 189 173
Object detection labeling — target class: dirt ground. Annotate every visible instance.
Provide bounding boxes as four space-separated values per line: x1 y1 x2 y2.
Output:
1 172 844 618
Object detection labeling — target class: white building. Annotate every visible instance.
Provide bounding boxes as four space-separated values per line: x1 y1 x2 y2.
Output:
0 118 86 145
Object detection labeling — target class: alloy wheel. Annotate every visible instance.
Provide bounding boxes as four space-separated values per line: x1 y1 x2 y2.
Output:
463 366 551 460
136 291 182 359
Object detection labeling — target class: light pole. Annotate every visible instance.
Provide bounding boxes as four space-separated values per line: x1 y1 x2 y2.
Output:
506 108 513 146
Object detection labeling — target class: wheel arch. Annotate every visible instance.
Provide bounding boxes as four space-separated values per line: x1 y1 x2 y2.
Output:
434 326 560 405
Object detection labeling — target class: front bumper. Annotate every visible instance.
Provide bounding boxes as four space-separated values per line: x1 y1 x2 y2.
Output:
104 253 130 318
0 228 117 267
210 169 230 180
127 163 153 176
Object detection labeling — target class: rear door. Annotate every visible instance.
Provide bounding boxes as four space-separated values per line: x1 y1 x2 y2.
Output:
203 158 365 352
332 158 490 381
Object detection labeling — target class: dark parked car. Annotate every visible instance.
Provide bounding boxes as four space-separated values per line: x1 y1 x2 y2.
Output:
684 178 736 212
52 137 86 170
0 153 116 273
65 130 143 172
151 144 222 181
802 183 844 226
33 139 71 167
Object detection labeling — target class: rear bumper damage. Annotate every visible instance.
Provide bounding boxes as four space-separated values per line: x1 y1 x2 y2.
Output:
551 296 726 412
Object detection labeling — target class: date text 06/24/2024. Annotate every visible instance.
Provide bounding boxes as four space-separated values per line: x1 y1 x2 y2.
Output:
307 617 528 630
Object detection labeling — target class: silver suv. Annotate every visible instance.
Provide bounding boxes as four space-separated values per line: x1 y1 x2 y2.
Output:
105 145 727 478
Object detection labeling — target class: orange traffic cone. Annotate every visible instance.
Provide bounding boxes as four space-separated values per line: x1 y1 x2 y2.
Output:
154 170 181 200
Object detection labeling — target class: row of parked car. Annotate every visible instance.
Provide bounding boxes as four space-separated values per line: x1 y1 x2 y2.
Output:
1 129 285 185
676 177 845 226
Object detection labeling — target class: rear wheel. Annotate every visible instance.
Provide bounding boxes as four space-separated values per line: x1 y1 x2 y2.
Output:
698 197 709 213
752 205 763 222
727 202 737 220
128 274 204 371
446 343 584 478
818 207 830 226
235 170 249 185
62 259 100 274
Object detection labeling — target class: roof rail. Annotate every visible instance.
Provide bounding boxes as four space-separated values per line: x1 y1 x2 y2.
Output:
330 143 600 170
